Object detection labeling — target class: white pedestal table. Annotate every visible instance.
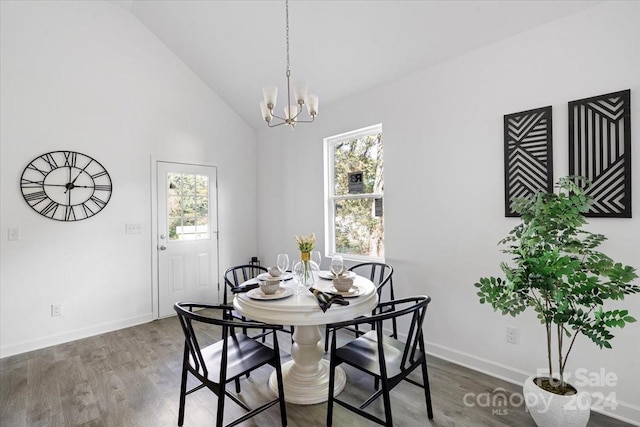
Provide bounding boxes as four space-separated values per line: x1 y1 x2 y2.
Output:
233 273 377 405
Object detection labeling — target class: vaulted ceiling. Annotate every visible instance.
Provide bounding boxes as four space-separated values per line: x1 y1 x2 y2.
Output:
115 0 599 131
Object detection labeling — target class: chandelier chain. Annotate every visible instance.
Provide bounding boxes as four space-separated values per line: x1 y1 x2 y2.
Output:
285 0 290 75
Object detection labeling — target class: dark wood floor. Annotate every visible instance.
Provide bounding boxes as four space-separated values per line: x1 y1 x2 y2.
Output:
0 314 631 427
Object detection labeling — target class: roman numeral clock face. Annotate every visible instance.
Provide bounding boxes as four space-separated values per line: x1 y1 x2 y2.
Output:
20 151 112 221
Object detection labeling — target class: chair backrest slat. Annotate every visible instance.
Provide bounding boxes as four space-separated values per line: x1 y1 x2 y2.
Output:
348 262 394 306
176 308 208 377
223 264 268 304
400 305 428 368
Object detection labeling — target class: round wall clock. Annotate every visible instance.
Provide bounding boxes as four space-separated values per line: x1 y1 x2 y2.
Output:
20 150 112 221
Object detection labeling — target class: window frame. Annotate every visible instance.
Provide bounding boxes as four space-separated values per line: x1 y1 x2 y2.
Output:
323 123 384 262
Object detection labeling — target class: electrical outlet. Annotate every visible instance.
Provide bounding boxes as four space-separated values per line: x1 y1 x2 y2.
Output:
51 304 62 317
125 224 142 234
506 327 520 344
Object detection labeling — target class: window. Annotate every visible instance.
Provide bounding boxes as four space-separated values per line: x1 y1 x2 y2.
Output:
167 173 210 240
324 124 384 261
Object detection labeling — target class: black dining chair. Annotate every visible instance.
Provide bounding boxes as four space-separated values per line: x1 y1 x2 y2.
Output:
324 262 396 351
224 264 294 343
325 295 433 426
223 264 268 307
174 302 287 427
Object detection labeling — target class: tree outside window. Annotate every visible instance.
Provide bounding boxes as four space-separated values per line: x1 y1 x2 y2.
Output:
325 124 384 260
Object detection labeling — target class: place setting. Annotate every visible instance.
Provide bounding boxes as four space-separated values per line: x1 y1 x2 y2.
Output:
315 255 360 298
247 283 294 300
327 276 362 298
247 254 294 300
317 255 355 280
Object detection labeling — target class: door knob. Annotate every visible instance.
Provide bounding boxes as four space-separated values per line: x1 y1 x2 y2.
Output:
159 245 167 251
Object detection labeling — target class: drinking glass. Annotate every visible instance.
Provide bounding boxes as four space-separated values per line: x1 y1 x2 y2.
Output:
277 253 289 275
311 250 322 269
330 255 344 277
292 260 305 294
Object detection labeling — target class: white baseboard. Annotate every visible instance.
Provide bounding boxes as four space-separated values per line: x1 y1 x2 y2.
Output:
0 313 155 359
426 340 640 426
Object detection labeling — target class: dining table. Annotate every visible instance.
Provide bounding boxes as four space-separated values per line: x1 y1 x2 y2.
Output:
233 271 378 405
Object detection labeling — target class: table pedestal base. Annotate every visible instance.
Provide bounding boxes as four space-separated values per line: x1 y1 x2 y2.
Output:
268 324 345 404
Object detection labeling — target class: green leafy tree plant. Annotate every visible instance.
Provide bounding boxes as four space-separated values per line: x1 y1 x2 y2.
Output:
474 176 639 395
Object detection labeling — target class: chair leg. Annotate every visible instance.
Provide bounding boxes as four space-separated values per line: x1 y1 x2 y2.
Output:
178 363 188 426
326 339 337 426
421 359 434 419
216 383 226 427
235 377 241 393
381 374 393 426
391 317 398 339
324 326 330 352
274 357 287 426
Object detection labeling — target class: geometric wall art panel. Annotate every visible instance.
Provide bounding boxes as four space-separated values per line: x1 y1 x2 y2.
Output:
569 89 631 218
504 106 554 217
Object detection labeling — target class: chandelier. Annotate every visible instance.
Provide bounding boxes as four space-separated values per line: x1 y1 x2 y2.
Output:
260 0 318 128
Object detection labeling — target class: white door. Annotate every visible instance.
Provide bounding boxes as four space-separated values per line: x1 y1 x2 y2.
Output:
156 161 219 317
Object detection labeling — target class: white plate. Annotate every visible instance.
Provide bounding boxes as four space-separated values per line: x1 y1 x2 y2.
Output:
257 272 293 281
318 270 356 280
327 285 362 298
247 286 294 300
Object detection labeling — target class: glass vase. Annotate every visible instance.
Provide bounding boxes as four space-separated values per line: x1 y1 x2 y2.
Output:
293 253 317 294
300 252 314 285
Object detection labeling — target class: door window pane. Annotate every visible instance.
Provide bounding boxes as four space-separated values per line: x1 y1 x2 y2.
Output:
167 173 210 241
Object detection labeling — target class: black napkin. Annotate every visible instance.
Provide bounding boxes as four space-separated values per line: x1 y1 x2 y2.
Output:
231 283 259 293
309 287 349 312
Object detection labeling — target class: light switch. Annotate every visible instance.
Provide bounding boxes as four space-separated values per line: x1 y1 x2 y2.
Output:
125 224 142 234
8 228 20 241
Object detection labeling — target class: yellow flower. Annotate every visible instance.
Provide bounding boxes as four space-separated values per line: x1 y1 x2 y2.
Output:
295 233 316 252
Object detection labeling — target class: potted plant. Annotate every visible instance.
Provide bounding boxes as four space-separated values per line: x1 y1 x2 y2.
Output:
474 176 639 427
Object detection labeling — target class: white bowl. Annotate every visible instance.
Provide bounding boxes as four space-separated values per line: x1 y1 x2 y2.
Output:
332 277 354 292
268 266 282 277
260 279 281 295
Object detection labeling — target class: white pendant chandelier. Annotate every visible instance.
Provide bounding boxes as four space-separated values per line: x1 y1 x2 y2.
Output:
260 0 318 129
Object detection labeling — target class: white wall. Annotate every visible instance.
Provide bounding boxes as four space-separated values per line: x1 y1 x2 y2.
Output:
257 2 640 424
0 1 258 356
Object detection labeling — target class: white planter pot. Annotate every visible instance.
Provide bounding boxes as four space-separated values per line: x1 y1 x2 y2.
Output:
523 375 591 427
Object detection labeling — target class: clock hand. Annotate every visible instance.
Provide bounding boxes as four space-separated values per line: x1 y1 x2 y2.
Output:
65 160 94 192
43 183 94 188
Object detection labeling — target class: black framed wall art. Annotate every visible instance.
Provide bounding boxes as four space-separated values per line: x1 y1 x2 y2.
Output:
569 89 631 218
503 106 553 217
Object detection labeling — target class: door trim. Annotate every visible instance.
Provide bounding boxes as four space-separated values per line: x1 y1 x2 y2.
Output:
150 157 220 319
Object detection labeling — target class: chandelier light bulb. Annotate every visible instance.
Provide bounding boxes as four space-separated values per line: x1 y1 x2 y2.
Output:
294 82 307 105
262 85 278 109
306 94 319 116
260 102 273 122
